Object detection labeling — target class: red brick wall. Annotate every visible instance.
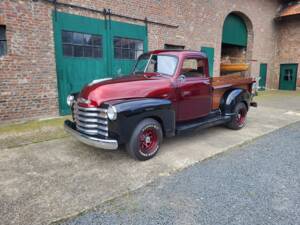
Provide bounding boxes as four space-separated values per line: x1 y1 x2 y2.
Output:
0 0 288 122
0 0 58 122
275 16 300 88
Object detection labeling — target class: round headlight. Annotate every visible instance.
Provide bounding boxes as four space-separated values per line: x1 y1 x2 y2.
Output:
107 105 117 120
67 95 74 106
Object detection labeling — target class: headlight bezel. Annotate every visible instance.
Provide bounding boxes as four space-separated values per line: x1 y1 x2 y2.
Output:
107 105 117 121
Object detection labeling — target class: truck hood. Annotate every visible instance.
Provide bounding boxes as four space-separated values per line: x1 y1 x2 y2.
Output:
78 73 173 107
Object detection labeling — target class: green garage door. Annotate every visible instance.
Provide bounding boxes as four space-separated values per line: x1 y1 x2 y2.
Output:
111 21 147 77
53 12 147 115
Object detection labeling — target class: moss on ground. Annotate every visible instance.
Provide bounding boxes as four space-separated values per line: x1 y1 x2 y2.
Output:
0 116 70 134
0 116 71 149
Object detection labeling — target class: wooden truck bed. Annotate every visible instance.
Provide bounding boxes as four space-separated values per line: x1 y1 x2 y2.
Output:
211 74 255 110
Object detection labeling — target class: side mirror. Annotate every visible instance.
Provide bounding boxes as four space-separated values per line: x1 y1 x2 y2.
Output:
178 74 186 82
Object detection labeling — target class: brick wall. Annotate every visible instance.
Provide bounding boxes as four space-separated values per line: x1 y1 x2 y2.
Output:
0 0 58 122
0 0 289 122
275 16 300 88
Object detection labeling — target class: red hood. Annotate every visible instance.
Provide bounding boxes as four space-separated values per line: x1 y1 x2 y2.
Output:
78 73 173 107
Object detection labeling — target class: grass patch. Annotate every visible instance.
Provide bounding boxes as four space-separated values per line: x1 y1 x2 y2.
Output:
0 116 72 149
0 116 71 135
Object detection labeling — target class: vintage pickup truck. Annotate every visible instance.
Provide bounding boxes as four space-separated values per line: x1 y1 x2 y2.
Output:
64 50 257 160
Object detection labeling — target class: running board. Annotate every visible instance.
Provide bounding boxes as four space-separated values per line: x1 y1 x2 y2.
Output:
176 115 232 135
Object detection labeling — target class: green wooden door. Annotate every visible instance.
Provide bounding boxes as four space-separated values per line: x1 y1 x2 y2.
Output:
53 12 147 115
110 21 148 77
201 47 214 77
259 64 267 90
279 64 298 91
53 12 108 115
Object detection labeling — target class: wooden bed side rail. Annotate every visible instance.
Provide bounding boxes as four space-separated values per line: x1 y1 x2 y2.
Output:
211 75 255 110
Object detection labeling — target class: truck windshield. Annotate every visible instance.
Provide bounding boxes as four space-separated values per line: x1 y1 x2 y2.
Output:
133 53 178 76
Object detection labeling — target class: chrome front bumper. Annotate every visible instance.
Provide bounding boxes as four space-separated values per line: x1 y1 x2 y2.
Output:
64 120 118 150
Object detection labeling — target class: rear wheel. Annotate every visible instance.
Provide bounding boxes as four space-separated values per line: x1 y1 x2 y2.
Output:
126 118 163 161
226 102 248 130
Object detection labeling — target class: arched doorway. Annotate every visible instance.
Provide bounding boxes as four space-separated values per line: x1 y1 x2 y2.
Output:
221 12 253 76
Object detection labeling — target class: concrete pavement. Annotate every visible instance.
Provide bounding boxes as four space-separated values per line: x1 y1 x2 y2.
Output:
60 121 300 225
0 91 300 225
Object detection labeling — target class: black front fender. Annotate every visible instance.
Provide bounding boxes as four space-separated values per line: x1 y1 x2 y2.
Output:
103 98 176 144
220 89 251 116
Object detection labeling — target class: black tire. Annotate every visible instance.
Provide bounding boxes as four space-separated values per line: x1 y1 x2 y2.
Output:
126 118 163 161
226 102 248 130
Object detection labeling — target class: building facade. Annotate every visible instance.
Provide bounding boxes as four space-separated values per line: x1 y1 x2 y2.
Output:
0 0 299 122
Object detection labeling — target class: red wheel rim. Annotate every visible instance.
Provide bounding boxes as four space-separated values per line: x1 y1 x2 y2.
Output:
236 108 247 126
139 127 158 156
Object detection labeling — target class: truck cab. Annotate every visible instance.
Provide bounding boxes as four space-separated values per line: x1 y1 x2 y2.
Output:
64 50 257 160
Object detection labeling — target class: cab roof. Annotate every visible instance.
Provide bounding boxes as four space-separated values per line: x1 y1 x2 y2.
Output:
148 49 207 58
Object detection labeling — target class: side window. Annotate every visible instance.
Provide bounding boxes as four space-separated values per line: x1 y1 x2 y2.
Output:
61 30 102 58
0 25 7 57
181 58 206 78
114 37 143 60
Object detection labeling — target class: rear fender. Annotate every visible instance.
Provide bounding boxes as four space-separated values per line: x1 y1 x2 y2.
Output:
220 89 251 116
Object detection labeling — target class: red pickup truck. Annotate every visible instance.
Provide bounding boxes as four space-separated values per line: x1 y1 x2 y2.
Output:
64 50 257 160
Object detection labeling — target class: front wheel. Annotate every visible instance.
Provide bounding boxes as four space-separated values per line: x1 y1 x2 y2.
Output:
126 118 163 161
226 102 248 130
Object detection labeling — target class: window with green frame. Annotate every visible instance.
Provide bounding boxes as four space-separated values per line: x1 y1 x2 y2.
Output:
61 30 103 58
113 37 143 60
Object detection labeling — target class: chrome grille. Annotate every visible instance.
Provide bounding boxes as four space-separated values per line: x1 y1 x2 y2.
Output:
73 103 109 137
